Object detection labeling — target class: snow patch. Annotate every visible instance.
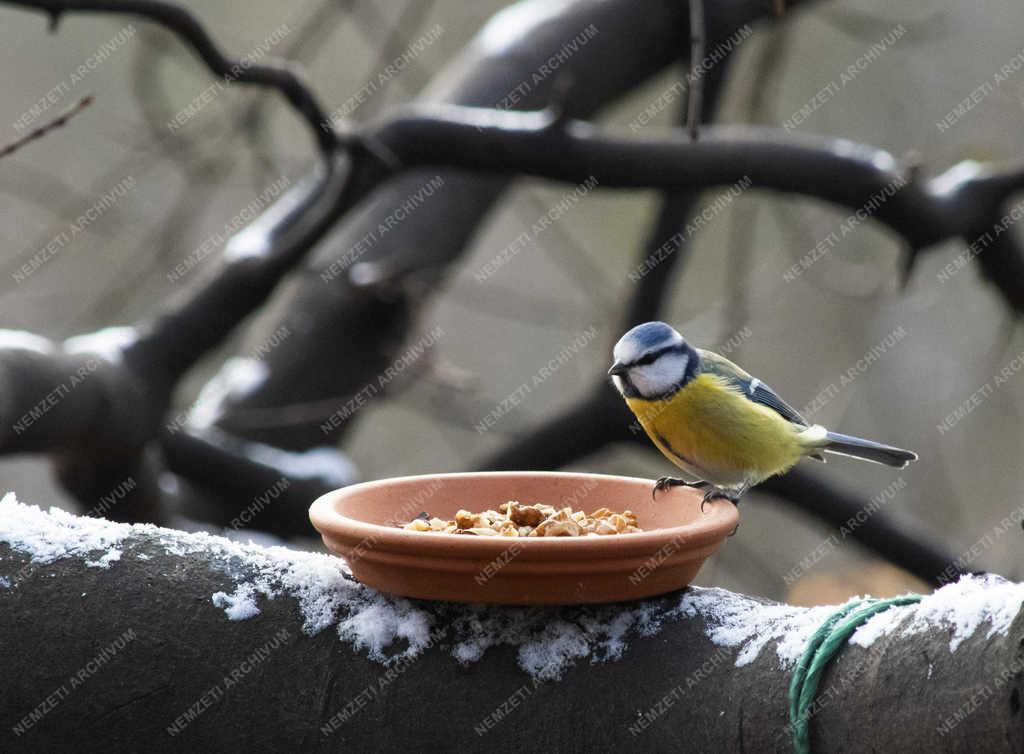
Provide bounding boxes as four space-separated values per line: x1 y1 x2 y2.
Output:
0 330 55 354
443 601 671 680
850 574 1024 651
64 326 136 362
0 492 132 566
679 576 1024 669
242 444 357 487
213 584 262 620
678 586 852 668
85 548 122 569
187 358 269 429
336 596 434 662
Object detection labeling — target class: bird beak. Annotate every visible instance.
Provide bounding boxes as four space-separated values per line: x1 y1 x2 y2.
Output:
608 361 628 377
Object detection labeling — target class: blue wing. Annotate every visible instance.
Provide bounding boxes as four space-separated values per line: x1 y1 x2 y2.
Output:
696 349 808 427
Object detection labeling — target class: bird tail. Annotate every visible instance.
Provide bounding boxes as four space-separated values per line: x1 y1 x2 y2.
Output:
820 430 918 468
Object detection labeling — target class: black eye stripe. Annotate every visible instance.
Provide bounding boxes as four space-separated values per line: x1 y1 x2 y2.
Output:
630 343 683 367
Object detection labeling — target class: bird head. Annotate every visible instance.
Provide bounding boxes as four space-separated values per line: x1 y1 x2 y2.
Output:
608 321 699 399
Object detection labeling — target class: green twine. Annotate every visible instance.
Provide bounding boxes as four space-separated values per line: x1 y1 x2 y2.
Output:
788 594 923 754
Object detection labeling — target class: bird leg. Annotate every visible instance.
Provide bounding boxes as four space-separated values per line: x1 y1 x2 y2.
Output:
700 487 742 511
652 477 705 500
699 486 745 536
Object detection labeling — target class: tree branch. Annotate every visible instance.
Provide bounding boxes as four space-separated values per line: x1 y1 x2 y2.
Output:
686 0 705 140
0 93 93 159
159 426 353 534
2 0 339 154
0 502 1018 752
368 107 1024 253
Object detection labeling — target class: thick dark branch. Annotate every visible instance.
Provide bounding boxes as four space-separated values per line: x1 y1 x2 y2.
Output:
0 331 154 454
762 468 976 587
49 105 1024 396
125 155 388 382
2 0 339 154
159 427 350 534
969 204 1024 313
370 106 1024 251
0 507 1020 752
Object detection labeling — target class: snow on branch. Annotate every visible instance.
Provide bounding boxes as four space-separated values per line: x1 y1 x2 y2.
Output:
1 493 1021 674
3 494 1023 751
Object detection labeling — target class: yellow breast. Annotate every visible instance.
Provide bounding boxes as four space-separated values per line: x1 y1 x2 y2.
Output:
626 373 805 483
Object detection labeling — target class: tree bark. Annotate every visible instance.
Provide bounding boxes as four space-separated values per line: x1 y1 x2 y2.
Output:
1 508 1021 753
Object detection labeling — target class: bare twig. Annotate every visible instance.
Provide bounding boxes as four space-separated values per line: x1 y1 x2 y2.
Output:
626 53 732 328
3 0 339 154
686 0 705 140
0 94 92 159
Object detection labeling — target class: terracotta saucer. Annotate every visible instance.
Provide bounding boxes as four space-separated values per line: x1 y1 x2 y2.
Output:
309 471 738 605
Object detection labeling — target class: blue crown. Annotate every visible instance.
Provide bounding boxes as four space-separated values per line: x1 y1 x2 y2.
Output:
624 321 679 350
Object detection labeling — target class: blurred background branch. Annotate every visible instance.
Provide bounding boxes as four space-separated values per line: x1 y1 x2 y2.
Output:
1 0 1021 600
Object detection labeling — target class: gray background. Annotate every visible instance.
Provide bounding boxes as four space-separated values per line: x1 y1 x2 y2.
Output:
1 0 1021 604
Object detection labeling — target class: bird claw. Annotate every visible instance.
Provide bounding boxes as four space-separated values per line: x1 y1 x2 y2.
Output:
700 488 741 512
652 476 694 500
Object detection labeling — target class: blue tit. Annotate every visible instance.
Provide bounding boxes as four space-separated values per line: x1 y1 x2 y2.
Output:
608 321 917 505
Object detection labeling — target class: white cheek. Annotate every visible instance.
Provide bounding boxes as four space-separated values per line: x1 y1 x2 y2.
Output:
628 366 665 397
630 353 688 397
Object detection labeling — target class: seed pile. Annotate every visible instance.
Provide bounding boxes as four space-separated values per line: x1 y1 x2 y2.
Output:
400 501 642 537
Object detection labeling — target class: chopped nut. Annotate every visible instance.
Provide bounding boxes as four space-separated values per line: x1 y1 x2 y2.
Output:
400 500 643 536
508 503 544 527
608 514 628 532
543 520 581 536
